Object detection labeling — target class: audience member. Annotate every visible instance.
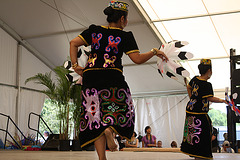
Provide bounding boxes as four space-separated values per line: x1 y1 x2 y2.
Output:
39 131 49 144
223 133 228 141
221 141 235 153
157 140 162 148
142 126 156 148
116 135 126 150
212 127 219 152
125 131 139 148
171 141 177 148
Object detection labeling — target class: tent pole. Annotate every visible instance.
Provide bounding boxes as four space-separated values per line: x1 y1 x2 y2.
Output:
15 43 22 133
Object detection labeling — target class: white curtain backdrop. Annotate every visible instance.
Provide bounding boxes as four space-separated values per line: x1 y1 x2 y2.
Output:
18 89 46 136
0 86 17 142
133 94 189 148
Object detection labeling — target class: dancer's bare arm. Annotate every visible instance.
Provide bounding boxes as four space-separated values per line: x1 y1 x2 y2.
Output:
128 50 168 64
69 37 85 76
207 97 227 103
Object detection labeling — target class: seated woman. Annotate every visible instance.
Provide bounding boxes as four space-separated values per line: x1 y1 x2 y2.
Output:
142 126 156 148
125 131 139 148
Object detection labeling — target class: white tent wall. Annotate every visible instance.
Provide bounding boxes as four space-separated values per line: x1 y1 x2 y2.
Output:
18 46 53 136
133 94 189 148
20 46 53 90
18 90 46 137
0 0 206 148
0 86 17 144
0 27 18 142
0 28 52 142
0 28 17 85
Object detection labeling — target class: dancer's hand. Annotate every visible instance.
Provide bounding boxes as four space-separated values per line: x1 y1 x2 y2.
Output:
156 50 169 62
74 66 84 77
222 99 228 104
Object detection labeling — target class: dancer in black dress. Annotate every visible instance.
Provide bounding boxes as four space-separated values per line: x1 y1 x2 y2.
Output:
180 59 227 159
70 1 168 160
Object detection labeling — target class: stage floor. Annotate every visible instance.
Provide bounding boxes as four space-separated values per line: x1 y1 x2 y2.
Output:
0 150 240 160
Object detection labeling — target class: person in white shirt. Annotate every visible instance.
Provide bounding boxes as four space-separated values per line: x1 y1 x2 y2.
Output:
39 131 49 145
125 132 139 148
221 141 235 153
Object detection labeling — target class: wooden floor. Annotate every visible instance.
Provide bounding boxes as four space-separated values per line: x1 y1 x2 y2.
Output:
0 150 240 160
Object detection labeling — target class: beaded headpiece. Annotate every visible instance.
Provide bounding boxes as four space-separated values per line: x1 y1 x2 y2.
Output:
109 1 129 12
200 59 211 65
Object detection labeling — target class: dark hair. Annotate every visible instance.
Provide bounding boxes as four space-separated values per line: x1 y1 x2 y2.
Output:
171 141 177 147
144 126 151 134
104 6 128 23
133 131 137 137
198 63 212 75
44 131 49 136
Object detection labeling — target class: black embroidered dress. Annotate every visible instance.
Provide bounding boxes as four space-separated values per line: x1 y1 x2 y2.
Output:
78 24 139 148
181 76 214 159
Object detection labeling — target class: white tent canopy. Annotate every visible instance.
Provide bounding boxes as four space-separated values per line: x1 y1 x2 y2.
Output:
137 0 240 94
0 0 188 96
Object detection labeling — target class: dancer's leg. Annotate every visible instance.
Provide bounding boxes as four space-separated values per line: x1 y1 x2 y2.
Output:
104 127 117 152
94 135 107 160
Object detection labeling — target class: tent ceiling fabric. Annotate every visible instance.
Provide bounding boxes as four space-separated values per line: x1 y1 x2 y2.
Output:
137 0 240 93
0 0 159 67
4 0 226 96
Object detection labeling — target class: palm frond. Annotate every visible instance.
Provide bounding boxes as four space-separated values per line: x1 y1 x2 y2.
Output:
25 65 82 140
42 90 57 100
54 66 70 85
25 72 56 95
54 66 72 105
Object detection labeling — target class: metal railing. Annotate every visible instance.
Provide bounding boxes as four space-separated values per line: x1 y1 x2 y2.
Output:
28 112 53 145
0 112 34 149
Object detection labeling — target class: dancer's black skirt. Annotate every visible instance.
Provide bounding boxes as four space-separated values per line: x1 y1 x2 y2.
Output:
79 69 135 147
181 112 213 159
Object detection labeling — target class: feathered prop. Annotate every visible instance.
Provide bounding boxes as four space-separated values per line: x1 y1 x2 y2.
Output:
157 40 193 80
64 46 89 85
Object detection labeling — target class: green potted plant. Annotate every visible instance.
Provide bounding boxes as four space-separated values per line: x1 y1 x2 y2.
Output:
25 66 74 151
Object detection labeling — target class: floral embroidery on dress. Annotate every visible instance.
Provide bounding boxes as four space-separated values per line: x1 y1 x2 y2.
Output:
183 116 202 145
80 87 134 131
99 87 134 127
107 102 119 112
80 88 101 131
119 88 135 127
